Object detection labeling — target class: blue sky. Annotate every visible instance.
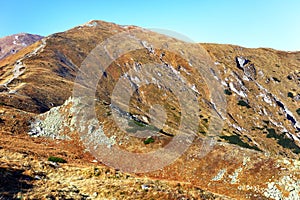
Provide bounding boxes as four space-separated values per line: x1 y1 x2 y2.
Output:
1 0 299 51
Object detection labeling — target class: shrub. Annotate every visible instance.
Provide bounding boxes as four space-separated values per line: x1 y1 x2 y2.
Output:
237 100 251 108
278 137 300 154
296 108 300 116
265 128 300 154
224 89 232 95
144 137 155 144
203 118 209 123
262 120 270 125
272 77 281 82
48 156 67 163
199 130 206 135
266 128 279 139
288 92 294 98
94 167 101 176
220 135 261 151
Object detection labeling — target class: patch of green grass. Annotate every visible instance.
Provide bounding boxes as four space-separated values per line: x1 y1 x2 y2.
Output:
48 156 67 163
237 100 251 108
144 137 155 144
220 135 261 151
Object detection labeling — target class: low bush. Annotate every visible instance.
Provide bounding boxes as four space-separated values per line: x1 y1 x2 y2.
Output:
48 156 67 163
287 92 294 98
220 135 261 151
144 137 155 144
224 89 232 95
296 108 300 116
272 77 281 82
265 128 300 154
237 100 251 108
126 119 159 133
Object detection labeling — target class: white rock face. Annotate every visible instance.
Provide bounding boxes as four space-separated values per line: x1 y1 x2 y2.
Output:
29 106 69 140
84 21 98 27
264 176 300 200
28 97 117 149
211 168 226 181
229 82 247 98
236 57 248 68
229 167 242 184
264 182 282 200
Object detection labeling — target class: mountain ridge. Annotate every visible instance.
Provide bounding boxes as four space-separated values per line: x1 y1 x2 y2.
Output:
0 33 43 61
0 20 300 199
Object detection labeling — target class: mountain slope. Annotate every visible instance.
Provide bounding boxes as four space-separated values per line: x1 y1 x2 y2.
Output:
0 20 300 199
0 33 43 60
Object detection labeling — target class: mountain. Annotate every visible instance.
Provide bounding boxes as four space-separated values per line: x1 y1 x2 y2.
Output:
0 33 43 60
0 20 300 199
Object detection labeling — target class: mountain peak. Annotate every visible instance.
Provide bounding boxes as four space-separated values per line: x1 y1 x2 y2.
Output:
0 33 43 60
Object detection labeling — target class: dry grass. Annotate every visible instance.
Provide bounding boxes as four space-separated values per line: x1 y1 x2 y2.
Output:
0 20 300 199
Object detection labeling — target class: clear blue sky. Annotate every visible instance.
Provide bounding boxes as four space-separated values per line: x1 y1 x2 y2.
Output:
1 0 299 51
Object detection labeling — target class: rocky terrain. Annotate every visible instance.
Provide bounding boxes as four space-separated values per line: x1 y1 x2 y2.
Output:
0 20 300 199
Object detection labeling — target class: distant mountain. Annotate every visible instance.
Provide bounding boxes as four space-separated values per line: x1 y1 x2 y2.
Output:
0 20 300 199
0 33 43 60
